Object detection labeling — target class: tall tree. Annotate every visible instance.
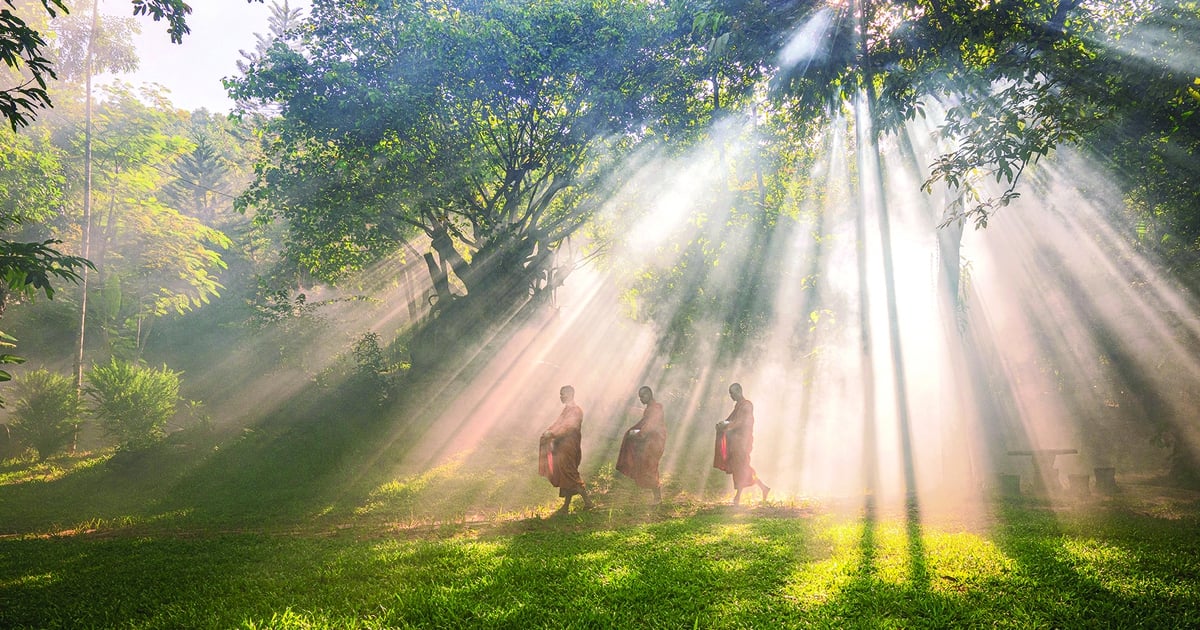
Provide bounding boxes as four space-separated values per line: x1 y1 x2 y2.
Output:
1 0 207 129
167 131 228 224
48 0 141 386
0 126 88 401
72 84 232 356
231 0 673 358
232 0 304 116
0 0 251 403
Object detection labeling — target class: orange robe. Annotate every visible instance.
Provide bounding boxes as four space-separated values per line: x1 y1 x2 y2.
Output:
616 401 666 489
539 403 586 497
713 398 759 489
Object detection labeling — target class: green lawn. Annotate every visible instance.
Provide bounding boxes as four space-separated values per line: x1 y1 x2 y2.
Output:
3 403 1200 628
4 485 1200 628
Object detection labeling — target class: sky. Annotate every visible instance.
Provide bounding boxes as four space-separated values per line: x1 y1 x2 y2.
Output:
101 0 306 113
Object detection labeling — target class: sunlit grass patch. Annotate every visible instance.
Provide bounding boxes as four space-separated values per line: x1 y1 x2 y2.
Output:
1060 535 1194 601
0 570 56 590
354 461 456 518
2 505 1200 628
784 517 1016 609
921 529 1015 592
349 443 562 527
0 451 109 486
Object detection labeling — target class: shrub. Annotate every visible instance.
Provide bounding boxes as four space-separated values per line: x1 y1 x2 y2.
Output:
86 359 181 451
10 369 84 460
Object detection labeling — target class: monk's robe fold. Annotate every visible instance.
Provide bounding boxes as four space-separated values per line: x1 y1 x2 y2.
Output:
540 403 585 497
616 401 667 489
713 398 760 490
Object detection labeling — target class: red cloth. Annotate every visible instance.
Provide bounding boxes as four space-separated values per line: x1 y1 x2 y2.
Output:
616 401 667 489
539 403 585 497
713 398 759 489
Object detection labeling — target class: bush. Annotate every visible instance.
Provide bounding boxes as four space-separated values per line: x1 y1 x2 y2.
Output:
10 369 84 460
86 359 181 451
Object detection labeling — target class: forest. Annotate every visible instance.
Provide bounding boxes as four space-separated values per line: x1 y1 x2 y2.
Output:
2 0 1200 627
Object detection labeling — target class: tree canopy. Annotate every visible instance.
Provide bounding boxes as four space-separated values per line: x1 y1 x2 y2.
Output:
232 0 676 309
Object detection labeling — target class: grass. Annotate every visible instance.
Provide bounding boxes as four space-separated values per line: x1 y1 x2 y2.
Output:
2 501 1200 628
3 388 1200 628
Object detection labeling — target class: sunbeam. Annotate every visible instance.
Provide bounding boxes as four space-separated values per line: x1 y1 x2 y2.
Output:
778 8 836 72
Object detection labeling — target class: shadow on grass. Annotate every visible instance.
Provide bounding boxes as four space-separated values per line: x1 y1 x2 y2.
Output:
3 497 1200 628
985 497 1200 627
796 494 1200 627
788 495 979 627
0 382 440 536
0 504 826 629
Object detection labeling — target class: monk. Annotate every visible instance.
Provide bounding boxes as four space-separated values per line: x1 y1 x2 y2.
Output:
616 386 667 503
713 382 770 505
539 385 593 515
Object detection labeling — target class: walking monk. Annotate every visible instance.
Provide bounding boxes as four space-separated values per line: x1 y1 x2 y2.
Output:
714 382 770 505
616 386 667 503
539 385 593 515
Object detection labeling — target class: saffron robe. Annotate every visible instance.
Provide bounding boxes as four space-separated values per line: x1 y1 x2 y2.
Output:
539 402 586 497
616 401 667 489
713 398 759 489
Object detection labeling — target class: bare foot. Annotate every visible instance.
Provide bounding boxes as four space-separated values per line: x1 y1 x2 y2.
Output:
762 485 771 503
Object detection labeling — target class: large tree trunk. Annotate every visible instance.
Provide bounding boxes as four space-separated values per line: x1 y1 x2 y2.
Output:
422 252 452 308
409 230 553 372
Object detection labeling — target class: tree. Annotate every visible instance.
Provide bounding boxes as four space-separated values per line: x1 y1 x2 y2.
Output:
162 109 260 230
0 125 89 400
0 125 69 316
1078 2 1200 274
231 0 303 116
61 84 233 357
231 0 674 360
49 0 142 388
1 0 207 129
166 131 229 225
0 0 252 402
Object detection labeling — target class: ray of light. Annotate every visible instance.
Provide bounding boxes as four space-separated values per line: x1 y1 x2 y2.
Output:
146 4 1200 529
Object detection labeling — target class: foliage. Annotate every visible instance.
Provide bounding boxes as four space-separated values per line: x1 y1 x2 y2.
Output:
676 1 1161 231
0 0 65 129
351 331 387 378
0 125 89 403
231 0 304 116
0 125 90 313
230 0 674 311
0 238 89 305
49 1 140 82
0 330 22 390
33 83 235 355
0 124 62 229
1082 1 1200 274
164 131 229 224
85 357 180 451
9 367 83 459
344 330 403 406
247 287 333 371
0 0 222 129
